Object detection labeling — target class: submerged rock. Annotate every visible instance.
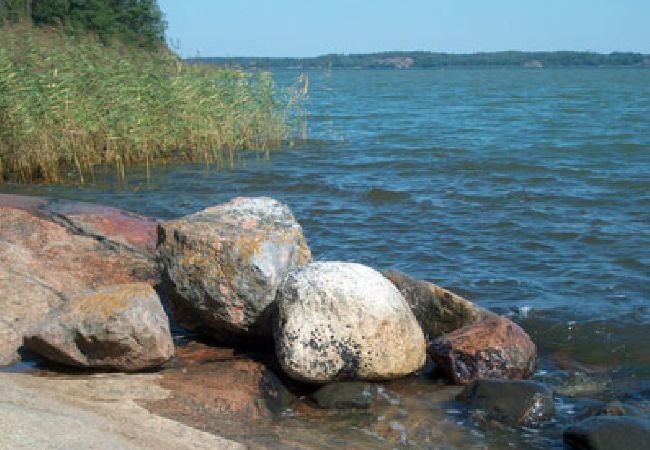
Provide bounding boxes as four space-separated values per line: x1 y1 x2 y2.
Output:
383 270 492 339
564 416 650 450
430 316 537 384
25 283 174 371
311 382 376 409
0 195 157 366
457 379 555 427
275 262 426 384
157 197 311 344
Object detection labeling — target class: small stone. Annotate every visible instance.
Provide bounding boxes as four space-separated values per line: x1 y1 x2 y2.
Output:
311 382 375 409
430 316 537 384
275 262 426 383
25 283 174 371
157 197 311 344
457 379 555 427
383 270 492 339
564 416 650 450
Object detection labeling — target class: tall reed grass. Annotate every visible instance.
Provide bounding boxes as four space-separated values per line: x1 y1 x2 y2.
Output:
0 24 300 183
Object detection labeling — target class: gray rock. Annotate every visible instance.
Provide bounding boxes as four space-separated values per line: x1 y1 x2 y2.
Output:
157 197 311 344
457 379 555 427
311 382 376 409
0 320 21 366
25 283 174 371
275 262 426 384
564 416 650 450
383 270 492 339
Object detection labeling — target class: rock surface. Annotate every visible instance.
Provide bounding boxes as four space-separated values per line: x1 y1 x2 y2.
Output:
563 416 650 450
275 262 426 383
383 269 492 339
311 382 376 409
25 283 174 371
0 320 21 366
430 316 537 384
0 194 158 366
0 372 244 450
157 197 311 344
457 379 555 427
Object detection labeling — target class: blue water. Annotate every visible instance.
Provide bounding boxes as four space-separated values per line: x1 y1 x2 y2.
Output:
3 67 649 404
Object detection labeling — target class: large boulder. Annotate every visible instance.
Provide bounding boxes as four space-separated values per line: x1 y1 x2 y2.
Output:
383 270 492 339
564 416 650 450
0 195 157 366
157 197 312 344
457 379 555 427
275 262 426 383
25 283 174 371
430 316 537 384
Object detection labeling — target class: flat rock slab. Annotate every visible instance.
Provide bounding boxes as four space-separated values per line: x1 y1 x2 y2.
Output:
0 372 244 450
0 194 159 366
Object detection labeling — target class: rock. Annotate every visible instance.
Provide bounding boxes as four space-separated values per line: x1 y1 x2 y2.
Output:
25 283 174 371
275 262 426 383
563 416 650 450
311 382 376 409
157 197 311 344
0 320 21 366
430 316 537 384
576 400 642 420
383 269 492 339
0 194 158 366
0 372 244 450
457 379 555 427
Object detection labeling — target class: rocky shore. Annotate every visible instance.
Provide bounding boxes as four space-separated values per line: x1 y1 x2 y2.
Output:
1 193 648 449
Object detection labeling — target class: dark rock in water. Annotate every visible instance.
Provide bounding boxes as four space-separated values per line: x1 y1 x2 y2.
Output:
457 379 555 427
157 197 311 345
563 416 650 450
383 270 492 339
25 283 174 371
0 194 158 366
274 262 426 383
311 382 375 409
430 316 537 384
578 400 642 419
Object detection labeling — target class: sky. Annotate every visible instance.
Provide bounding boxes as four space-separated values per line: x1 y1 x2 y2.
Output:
158 0 650 57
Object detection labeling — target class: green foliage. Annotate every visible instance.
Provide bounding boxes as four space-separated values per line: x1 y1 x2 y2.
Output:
1 0 165 48
196 51 649 69
0 24 295 183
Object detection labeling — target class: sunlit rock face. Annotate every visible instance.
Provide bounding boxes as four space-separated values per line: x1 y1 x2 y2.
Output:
275 262 426 384
157 197 312 345
25 283 174 371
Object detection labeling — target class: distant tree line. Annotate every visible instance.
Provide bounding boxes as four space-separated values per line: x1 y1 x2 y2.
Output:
0 0 165 48
192 51 650 69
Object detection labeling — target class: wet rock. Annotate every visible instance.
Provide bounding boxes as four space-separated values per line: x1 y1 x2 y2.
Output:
430 315 537 384
383 269 492 338
457 379 555 427
311 382 376 409
578 400 642 419
564 416 650 450
25 283 174 371
0 195 158 365
275 262 426 383
157 197 311 344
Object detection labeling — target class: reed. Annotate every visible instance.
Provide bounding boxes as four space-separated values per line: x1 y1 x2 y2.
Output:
0 23 299 183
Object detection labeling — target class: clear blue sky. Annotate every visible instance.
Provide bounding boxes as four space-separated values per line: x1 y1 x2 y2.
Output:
158 0 650 57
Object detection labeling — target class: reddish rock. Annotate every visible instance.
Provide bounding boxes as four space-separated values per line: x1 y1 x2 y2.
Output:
429 316 537 385
0 194 159 366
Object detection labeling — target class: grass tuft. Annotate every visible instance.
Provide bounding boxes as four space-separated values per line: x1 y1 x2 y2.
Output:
0 23 301 183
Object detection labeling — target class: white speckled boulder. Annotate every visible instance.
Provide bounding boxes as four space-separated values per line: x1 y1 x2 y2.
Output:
25 283 174 371
157 197 312 344
275 262 426 383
